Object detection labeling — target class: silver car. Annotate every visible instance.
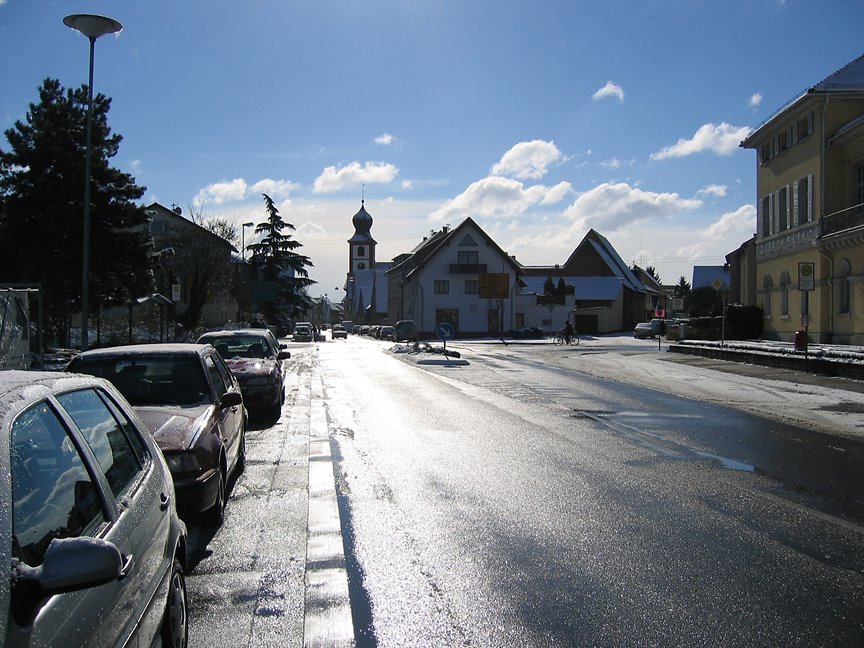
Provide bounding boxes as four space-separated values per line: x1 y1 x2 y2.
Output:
1 370 188 647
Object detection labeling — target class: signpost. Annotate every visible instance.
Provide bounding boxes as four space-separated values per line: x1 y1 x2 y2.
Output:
798 261 815 371
436 321 455 353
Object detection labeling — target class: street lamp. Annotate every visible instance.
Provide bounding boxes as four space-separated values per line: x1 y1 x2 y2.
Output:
241 222 255 261
64 14 122 351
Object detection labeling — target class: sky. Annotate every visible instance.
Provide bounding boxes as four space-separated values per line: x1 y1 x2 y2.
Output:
2 1 863 299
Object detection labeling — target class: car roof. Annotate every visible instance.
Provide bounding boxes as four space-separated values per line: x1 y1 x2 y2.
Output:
0 370 115 424
75 343 211 359
199 329 272 339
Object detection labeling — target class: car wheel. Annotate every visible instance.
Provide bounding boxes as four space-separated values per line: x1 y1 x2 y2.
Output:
161 558 188 648
203 466 226 525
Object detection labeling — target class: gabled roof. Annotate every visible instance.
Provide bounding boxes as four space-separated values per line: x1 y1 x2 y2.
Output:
387 217 521 280
145 202 238 253
565 230 645 293
692 265 731 291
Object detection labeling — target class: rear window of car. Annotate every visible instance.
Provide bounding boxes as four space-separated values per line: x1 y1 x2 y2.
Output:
70 355 209 406
201 335 273 359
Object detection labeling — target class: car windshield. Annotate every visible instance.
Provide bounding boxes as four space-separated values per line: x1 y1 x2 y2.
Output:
70 355 209 406
200 336 272 359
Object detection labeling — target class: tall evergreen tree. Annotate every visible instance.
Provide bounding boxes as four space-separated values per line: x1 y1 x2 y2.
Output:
0 78 151 344
247 193 314 326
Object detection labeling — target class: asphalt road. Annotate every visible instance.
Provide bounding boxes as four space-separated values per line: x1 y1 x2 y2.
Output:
184 336 864 648
322 337 864 647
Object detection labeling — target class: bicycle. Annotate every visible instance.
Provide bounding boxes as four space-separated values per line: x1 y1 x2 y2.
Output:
552 330 579 346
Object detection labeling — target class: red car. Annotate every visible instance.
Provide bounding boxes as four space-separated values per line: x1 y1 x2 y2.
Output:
198 329 290 419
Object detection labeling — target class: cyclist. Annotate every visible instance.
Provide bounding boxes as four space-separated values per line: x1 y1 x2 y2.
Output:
563 320 574 345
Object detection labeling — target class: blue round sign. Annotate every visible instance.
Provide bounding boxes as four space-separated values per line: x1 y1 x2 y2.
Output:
436 322 455 341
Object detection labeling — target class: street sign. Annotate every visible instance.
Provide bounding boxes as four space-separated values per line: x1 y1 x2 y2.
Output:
798 262 815 291
479 273 509 299
436 322 455 341
171 284 181 302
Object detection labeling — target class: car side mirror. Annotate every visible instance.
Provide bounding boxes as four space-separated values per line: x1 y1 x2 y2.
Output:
278 351 291 360
220 391 243 408
11 537 122 626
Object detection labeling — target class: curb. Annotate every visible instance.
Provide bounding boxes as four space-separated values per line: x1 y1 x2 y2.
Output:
303 369 354 647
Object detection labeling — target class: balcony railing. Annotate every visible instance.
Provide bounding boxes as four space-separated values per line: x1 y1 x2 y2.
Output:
821 203 864 237
449 263 487 274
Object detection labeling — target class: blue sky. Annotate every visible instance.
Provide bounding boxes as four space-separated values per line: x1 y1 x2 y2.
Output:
2 1 862 298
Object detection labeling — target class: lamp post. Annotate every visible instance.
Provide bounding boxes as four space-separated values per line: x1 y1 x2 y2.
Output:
64 14 122 351
241 221 255 261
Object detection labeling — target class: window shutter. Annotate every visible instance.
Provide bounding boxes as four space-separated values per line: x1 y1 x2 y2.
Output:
792 182 799 226
807 174 813 222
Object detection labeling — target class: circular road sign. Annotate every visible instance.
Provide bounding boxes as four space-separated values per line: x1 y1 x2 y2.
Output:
436 322 455 341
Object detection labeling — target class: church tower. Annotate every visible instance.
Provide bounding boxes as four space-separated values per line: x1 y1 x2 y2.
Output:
348 200 377 273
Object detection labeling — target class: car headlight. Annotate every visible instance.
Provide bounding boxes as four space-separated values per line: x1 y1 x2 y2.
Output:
165 453 201 473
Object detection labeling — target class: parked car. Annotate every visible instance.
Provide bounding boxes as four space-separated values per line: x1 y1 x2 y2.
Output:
379 325 395 341
197 329 290 419
1 370 188 648
394 319 417 342
634 322 655 339
293 326 313 342
66 343 246 524
358 325 370 336
508 326 547 339
331 325 347 339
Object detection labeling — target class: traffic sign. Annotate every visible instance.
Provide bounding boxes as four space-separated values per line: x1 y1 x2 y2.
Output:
436 322 455 341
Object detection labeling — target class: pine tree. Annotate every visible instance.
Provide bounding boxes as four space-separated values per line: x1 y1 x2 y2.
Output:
0 78 151 344
247 193 315 326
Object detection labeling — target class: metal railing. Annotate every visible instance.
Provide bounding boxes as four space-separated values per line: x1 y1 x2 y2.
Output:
820 202 864 237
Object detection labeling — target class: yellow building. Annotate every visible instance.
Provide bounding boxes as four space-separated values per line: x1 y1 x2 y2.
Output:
741 54 864 345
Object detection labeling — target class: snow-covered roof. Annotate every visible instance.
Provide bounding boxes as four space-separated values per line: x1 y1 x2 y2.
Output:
574 276 624 300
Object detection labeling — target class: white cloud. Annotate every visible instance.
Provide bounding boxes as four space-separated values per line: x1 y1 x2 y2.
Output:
673 204 756 261
696 184 728 198
748 93 763 108
430 176 572 223
193 178 248 207
650 123 752 160
592 81 625 102
601 158 622 170
564 182 702 231
250 178 299 200
401 180 414 190
313 161 399 193
130 159 143 174
490 140 564 180
375 133 396 146
705 204 756 238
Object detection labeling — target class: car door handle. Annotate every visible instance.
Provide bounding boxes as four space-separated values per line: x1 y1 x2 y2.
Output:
160 492 171 512
119 554 135 580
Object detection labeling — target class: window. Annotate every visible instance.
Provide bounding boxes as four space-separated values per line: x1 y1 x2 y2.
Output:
856 163 864 208
797 176 812 224
458 250 479 265
761 195 772 237
205 354 228 397
778 187 789 231
465 280 479 294
356 245 366 257
797 112 813 140
838 259 852 314
434 280 449 294
762 275 773 316
57 389 144 498
779 271 790 317
11 402 106 566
